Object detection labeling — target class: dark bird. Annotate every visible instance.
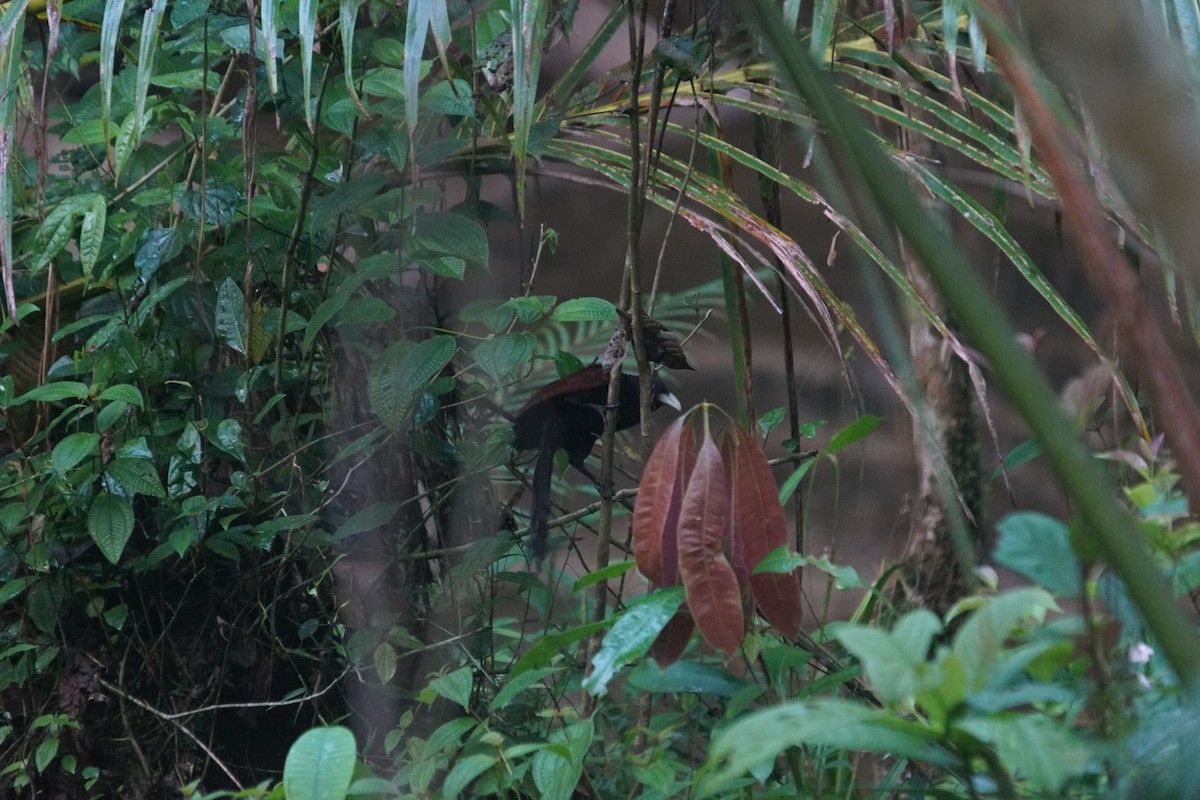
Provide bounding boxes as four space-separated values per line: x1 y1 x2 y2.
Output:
513 365 680 560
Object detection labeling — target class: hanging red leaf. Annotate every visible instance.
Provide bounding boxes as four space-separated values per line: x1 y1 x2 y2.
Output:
633 416 693 586
726 425 803 638
676 430 744 659
650 609 695 668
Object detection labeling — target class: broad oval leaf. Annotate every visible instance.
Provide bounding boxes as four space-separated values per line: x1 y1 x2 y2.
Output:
409 210 489 269
726 425 802 638
88 491 135 564
551 297 617 322
51 432 100 473
282 726 356 800
583 586 685 696
105 457 166 498
472 332 535 382
427 666 473 710
994 512 1082 599
98 383 145 408
215 278 247 355
367 335 456 429
216 418 247 462
373 642 398 683
441 754 498 799
531 717 593 800
676 432 743 658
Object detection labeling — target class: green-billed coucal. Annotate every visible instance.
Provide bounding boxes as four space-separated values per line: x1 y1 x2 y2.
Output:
514 364 680 560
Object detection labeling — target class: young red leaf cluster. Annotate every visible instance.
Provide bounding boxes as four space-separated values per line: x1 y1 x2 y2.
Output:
633 406 802 666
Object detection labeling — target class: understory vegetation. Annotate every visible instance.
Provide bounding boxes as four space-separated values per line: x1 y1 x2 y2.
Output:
4 0 1200 797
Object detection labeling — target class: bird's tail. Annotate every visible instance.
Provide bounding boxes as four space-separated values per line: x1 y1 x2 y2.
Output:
529 422 557 563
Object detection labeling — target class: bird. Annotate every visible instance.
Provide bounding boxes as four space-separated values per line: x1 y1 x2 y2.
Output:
513 365 680 560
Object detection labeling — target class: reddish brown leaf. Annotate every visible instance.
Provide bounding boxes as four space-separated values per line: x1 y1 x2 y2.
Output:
633 416 693 586
677 431 744 658
650 609 695 668
727 425 802 638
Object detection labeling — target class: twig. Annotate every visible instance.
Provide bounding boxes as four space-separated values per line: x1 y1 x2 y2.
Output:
93 674 245 790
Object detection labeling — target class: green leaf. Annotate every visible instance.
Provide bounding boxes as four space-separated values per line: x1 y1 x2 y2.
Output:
105 458 166 498
180 183 240 228
51 432 100 473
488 666 559 713
368 335 456 429
835 610 943 705
505 295 555 323
35 738 58 773
309 174 387 231
472 333 535 382
994 438 1042 478
282 727 357 800
824 415 881 455
334 501 401 540
36 202 77 268
951 588 1059 692
508 0 549 216
409 211 489 269
99 0 128 146
170 0 209 29
509 619 612 679
994 512 1082 598
627 659 746 697
88 491 135 564
97 400 127 430
554 351 586 377
531 717 593 800
704 700 953 795
98 384 144 408
551 297 617 322
0 576 27 604
420 79 475 117
427 666 473 710
134 227 183 281
215 418 247 462
572 559 634 592
373 642 397 683
12 381 90 405
583 587 685 696
27 579 63 634
215 278 247 355
803 554 865 589
460 298 516 332
103 603 128 631
441 754 497 799
957 715 1093 794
